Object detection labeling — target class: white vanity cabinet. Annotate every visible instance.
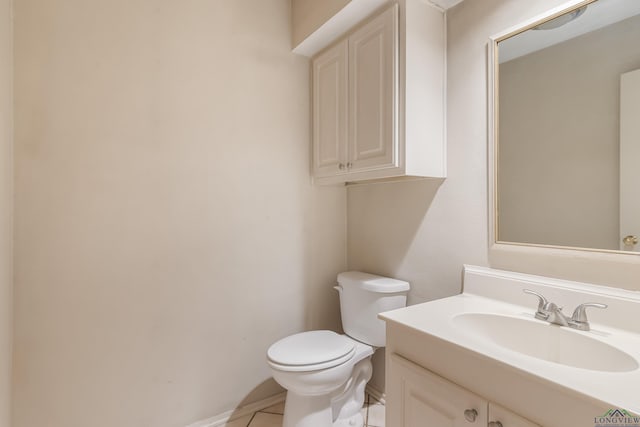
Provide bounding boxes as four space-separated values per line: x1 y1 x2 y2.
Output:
311 0 445 185
489 403 540 427
388 353 539 427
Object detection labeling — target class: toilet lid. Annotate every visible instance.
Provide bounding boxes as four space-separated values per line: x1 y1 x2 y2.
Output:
267 331 355 370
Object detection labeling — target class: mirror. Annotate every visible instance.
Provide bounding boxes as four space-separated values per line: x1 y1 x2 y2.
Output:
491 0 640 254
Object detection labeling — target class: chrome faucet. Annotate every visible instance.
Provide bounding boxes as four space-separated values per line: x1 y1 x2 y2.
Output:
523 289 607 331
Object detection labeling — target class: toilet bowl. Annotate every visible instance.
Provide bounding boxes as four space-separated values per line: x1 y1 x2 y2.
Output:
267 272 410 427
268 331 374 427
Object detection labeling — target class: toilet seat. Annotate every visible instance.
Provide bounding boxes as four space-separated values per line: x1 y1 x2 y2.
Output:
267 330 356 372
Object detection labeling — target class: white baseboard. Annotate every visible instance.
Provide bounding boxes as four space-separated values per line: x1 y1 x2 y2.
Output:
366 384 386 405
185 392 286 427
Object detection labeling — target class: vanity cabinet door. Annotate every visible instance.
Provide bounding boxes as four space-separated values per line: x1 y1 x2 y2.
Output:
312 40 349 178
489 403 541 427
388 353 488 427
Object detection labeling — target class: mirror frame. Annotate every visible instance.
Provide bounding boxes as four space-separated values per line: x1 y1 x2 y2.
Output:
486 0 640 256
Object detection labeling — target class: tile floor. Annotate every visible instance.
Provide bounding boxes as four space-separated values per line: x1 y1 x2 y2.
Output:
224 393 385 427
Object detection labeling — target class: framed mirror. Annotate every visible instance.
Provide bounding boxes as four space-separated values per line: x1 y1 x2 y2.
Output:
489 0 640 254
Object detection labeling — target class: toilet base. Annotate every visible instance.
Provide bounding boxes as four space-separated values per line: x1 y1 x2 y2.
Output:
281 392 366 427
333 412 364 427
281 355 372 427
282 392 333 427
282 391 332 427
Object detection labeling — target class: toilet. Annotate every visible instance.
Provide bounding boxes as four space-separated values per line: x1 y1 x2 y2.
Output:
267 271 410 427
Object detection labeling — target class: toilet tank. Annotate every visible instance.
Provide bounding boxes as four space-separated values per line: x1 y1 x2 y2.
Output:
336 271 410 347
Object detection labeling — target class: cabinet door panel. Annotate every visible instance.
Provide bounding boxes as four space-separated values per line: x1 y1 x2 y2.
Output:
407 395 457 425
348 5 398 172
313 40 348 178
388 353 488 427
489 403 541 427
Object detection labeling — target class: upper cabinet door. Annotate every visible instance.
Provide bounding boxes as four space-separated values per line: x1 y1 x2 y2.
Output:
348 5 398 173
312 40 349 178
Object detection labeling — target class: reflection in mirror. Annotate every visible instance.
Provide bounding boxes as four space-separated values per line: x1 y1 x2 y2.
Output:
495 0 640 253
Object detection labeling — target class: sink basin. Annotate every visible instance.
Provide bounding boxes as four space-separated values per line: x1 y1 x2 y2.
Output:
453 313 639 372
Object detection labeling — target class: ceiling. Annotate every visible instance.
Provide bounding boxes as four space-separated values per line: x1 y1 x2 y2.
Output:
499 0 640 62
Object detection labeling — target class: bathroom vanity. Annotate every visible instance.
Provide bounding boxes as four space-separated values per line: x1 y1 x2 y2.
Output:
380 266 640 427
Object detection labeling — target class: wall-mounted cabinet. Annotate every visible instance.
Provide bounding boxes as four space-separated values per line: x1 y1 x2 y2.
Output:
313 6 397 181
310 1 446 185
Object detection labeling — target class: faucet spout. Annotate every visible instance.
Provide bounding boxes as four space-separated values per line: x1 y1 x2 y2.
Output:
523 289 569 326
541 302 569 326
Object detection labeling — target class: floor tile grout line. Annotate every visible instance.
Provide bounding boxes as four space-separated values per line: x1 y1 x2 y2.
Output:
257 410 284 416
245 411 257 427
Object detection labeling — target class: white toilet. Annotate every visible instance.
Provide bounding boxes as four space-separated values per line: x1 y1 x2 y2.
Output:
267 271 410 427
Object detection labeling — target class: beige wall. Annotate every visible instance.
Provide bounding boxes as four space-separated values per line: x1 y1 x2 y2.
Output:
291 0 350 47
499 15 640 250
12 0 640 423
348 0 640 389
13 1 346 426
0 0 12 425
348 0 583 306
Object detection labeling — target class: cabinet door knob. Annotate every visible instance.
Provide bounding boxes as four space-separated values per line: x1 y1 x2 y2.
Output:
488 422 503 427
464 409 478 422
346 162 353 169
338 163 345 170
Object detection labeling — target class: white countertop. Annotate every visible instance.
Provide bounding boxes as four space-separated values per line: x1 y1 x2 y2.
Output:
380 265 640 414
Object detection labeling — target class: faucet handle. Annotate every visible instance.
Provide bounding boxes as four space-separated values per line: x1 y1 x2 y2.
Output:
569 303 607 331
571 302 607 322
523 289 550 320
523 289 548 310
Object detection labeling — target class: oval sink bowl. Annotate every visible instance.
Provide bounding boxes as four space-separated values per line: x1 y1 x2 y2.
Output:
453 313 639 372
